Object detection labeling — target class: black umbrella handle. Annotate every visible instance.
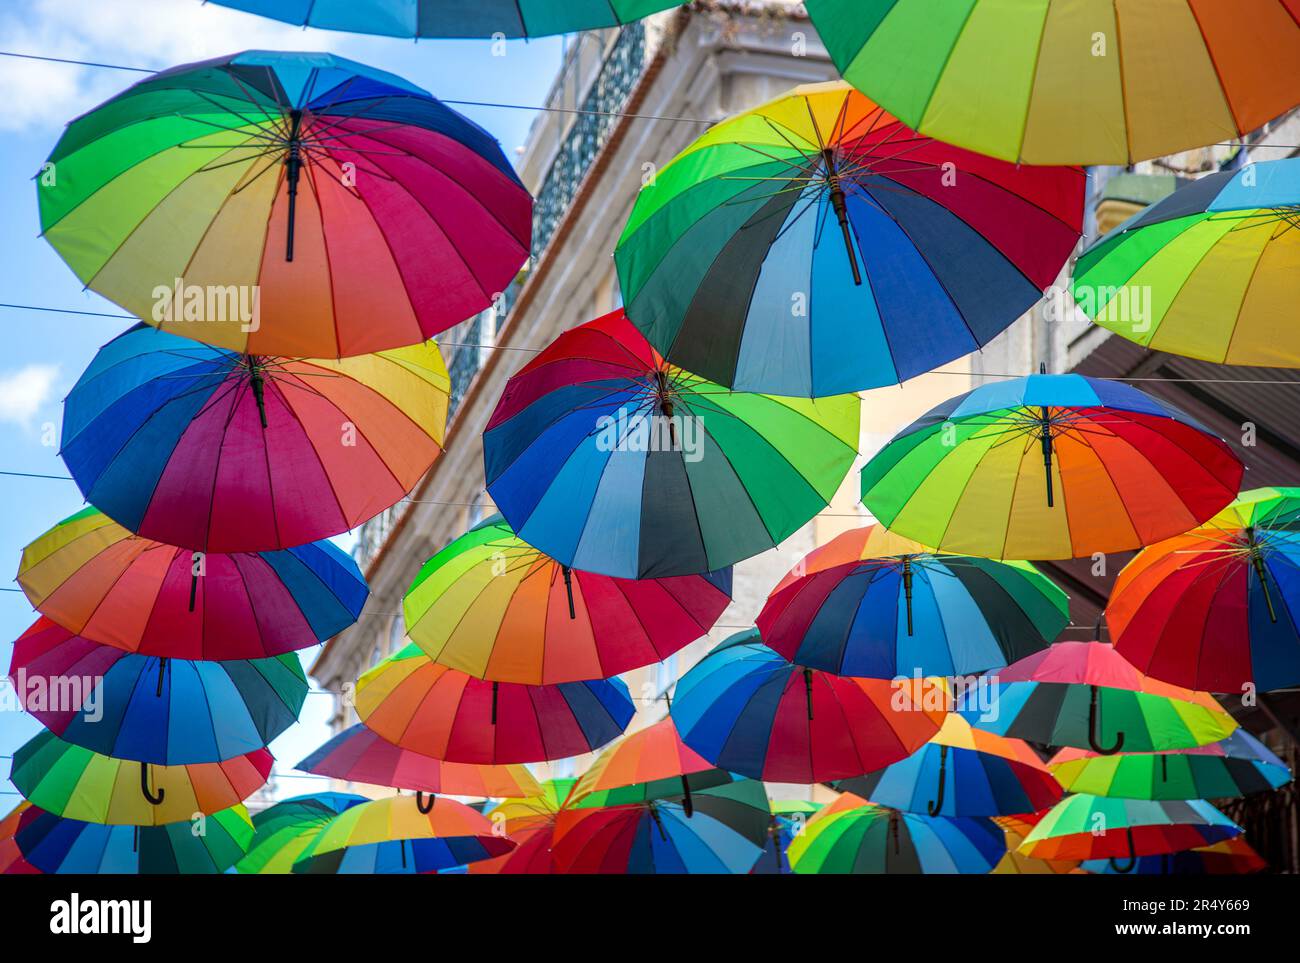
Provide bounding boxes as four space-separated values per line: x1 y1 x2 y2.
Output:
680 775 694 818
140 762 165 806
1088 684 1124 755
1108 827 1137 873
803 667 814 721
491 681 499 726
902 556 915 637
927 744 948 816
561 565 576 620
416 792 434 814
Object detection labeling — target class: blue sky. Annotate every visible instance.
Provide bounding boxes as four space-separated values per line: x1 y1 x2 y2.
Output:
0 0 562 803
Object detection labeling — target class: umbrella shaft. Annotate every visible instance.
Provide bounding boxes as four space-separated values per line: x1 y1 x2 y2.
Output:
822 148 861 286
902 558 914 636
562 564 576 620
803 666 814 721
155 658 167 698
491 681 499 725
1251 551 1278 623
1040 408 1054 508
249 362 268 429
285 110 304 262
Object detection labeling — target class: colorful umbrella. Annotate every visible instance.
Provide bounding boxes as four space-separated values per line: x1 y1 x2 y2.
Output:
483 310 860 578
787 793 1005 874
236 792 366 874
615 81 1083 396
959 642 1237 754
0 805 39 875
62 324 448 553
750 800 824 875
204 0 681 38
7 803 254 874
990 813 1079 875
295 724 542 799
355 643 634 764
805 0 1300 165
757 524 1068 677
834 715 1063 817
404 514 731 684
39 50 530 357
1019 795 1241 871
1081 837 1267 875
467 778 576 875
17 507 367 659
1049 730 1291 801
10 730 271 825
860 372 1243 559
1073 158 1300 366
291 794 513 873
10 618 306 765
1109 487 1300 693
550 779 769 874
669 630 947 783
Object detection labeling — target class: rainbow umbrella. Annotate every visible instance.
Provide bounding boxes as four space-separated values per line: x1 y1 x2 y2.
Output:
860 372 1243 559
991 813 1079 875
804 0 1300 165
356 643 634 764
204 0 680 38
1110 487 1300 693
404 514 731 684
10 730 271 825
483 310 860 578
292 795 513 874
62 325 448 553
39 50 530 357
1081 837 1267 875
669 630 946 783
467 778 576 875
757 524 1068 677
236 792 366 874
550 779 770 875
1049 730 1291 801
1020 795 1241 871
10 618 306 765
295 724 542 800
959 641 1237 754
18 507 367 659
1073 159 1300 366
615 81 1083 396
787 793 1005 874
0 805 39 875
6 803 253 874
834 715 1063 818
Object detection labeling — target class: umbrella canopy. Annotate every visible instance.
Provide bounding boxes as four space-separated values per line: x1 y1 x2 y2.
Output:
834 715 1063 817
295 724 542 798
236 792 367 874
550 779 770 874
757 524 1068 677
404 514 731 683
7 803 253 874
291 795 513 874
750 800 825 875
1050 730 1291 801
804 0 1300 165
483 310 860 578
1073 158 1300 366
615 81 1083 397
10 618 307 765
960 641 1237 753
1081 837 1267 875
860 372 1243 559
787 793 1005 874
1020 795 1241 867
0 805 39 875
39 50 530 357
355 643 634 764
990 813 1079 875
467 778 576 875
17 507 367 659
10 730 271 825
670 630 947 783
1110 487 1300 693
204 0 680 38
62 324 448 553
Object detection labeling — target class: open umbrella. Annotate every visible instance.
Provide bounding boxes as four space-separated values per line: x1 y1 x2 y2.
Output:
991 813 1079 875
860 372 1243 559
834 715 1063 818
404 514 731 684
1049 730 1291 801
483 310 860 578
757 524 1068 677
204 1 681 38
467 778 576 875
670 630 947 783
17 507 367 659
10 730 271 825
62 324 448 553
7 803 253 874
1073 158 1300 366
615 81 1082 397
355 643 634 765
39 50 530 357
1081 837 1267 875
751 799 823 875
236 792 367 874
804 0 1300 165
959 642 1237 754
291 795 513 874
10 618 307 765
295 724 542 800
1109 487 1300 693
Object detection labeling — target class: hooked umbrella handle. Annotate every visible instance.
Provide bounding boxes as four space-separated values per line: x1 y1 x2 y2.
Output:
1088 684 1124 755
416 792 434 814
1108 827 1137 874
561 565 576 620
140 762 165 806
679 775 694 819
927 744 948 816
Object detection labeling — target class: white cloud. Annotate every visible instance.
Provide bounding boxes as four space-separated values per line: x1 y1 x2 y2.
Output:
0 363 59 427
